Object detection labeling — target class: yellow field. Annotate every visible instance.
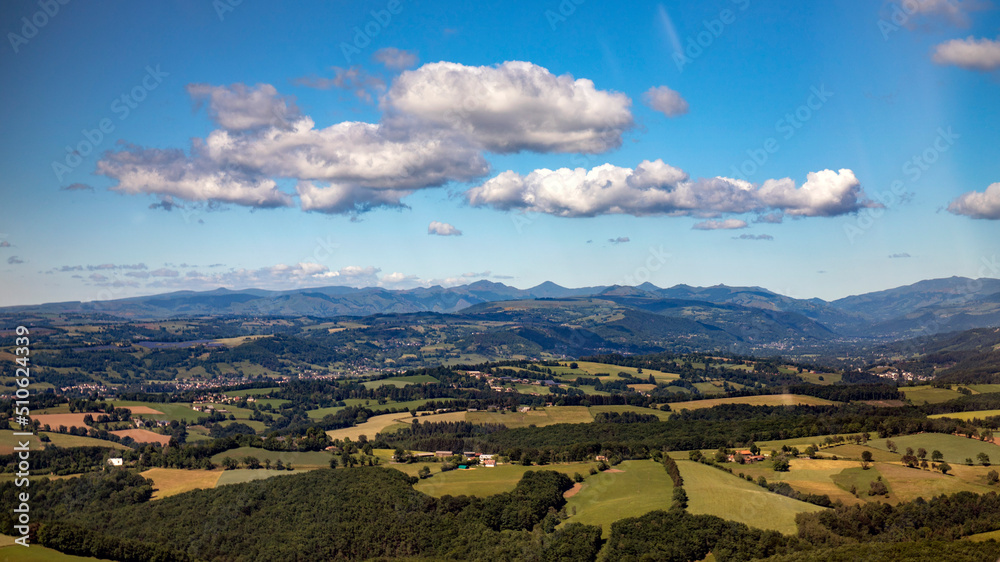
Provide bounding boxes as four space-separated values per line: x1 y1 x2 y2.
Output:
140 468 222 499
0 430 128 455
929 409 1000 421
467 406 593 428
213 335 270 346
733 458 862 506
669 394 836 411
876 462 995 502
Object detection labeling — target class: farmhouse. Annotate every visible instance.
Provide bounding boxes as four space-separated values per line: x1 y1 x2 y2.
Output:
107 458 123 466
727 450 767 463
483 459 496 467
435 451 452 458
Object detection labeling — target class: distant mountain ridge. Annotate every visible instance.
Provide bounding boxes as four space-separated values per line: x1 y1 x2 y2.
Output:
3 276 1000 342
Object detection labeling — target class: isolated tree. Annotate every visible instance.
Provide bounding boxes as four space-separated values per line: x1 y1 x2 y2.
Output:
861 450 873 470
569 362 579 370
978 452 991 467
885 440 897 453
869 479 888 496
939 462 952 475
418 466 431 479
329 456 338 469
988 470 999 485
221 457 238 470
916 448 927 460
804 446 818 459
931 450 944 462
772 456 790 472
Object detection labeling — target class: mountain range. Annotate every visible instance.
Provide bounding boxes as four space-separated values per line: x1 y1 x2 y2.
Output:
5 277 1000 346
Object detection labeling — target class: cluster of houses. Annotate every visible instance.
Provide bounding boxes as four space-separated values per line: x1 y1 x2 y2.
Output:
191 403 231 414
725 450 768 463
132 417 170 429
871 369 931 382
406 451 498 468
464 370 561 394
194 393 256 405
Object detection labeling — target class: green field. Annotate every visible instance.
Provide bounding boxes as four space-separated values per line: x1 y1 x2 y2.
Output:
692 381 728 394
830 466 892 499
546 361 679 383
929 409 1000 421
966 384 1000 395
215 468 310 487
513 383 551 395
109 401 203 423
900 385 965 404
0 543 103 561
866 433 1000 464
362 374 439 389
563 460 676 537
306 398 454 420
678 460 826 535
210 447 333 468
410 462 598 498
821 444 901 462
964 529 1000 542
797 371 842 385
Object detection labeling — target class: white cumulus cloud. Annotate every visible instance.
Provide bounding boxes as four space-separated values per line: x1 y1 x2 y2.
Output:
428 221 463 236
384 61 633 153
467 161 870 218
948 182 1000 219
932 36 1000 71
186 83 300 130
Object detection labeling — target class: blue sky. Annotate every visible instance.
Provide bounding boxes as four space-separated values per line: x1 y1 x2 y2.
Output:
1 0 998 306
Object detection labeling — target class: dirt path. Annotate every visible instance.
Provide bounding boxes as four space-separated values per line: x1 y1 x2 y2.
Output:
563 482 584 498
